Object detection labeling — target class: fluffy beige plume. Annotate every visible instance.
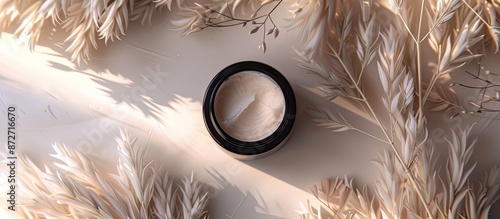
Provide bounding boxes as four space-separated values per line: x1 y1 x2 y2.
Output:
6 130 210 219
0 0 180 64
290 0 500 218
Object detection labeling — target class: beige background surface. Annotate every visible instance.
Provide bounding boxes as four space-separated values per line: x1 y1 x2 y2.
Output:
0 2 499 218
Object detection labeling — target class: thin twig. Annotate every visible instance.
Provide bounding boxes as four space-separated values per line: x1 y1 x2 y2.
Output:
395 9 417 43
416 0 426 124
352 127 391 144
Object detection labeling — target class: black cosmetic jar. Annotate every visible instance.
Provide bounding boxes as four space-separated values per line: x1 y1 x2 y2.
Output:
203 61 296 160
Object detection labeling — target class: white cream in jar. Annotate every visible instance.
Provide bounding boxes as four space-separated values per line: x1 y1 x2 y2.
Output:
214 71 285 142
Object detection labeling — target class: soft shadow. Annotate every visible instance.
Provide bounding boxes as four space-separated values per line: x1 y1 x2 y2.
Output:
47 60 76 72
93 75 164 121
1 6 182 122
205 168 290 219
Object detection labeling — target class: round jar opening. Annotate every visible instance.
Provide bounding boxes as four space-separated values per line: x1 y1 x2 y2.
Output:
213 71 286 142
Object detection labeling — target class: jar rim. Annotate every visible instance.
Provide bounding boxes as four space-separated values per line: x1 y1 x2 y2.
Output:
203 61 296 159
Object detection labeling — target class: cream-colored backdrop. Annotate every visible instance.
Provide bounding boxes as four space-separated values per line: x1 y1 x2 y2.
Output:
0 2 499 218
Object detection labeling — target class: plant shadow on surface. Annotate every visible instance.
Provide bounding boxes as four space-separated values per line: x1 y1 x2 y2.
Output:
1 10 181 121
205 168 290 219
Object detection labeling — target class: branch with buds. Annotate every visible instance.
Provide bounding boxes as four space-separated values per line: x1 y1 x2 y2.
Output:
185 0 284 52
452 61 500 113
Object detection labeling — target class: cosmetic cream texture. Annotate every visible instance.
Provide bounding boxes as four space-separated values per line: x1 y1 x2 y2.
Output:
214 71 286 142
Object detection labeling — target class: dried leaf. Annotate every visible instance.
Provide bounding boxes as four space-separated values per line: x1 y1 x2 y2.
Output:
249 26 260 34
186 27 202 36
266 28 274 35
251 11 257 18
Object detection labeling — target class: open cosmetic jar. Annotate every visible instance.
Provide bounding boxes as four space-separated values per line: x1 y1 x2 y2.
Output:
203 61 296 160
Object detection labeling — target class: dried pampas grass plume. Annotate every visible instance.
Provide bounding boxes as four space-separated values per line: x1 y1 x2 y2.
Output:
290 0 500 218
6 130 209 219
0 0 182 64
299 125 500 219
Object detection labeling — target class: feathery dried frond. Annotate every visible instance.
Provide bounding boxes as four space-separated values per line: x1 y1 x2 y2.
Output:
372 149 405 218
423 0 485 111
483 1 500 53
378 26 414 122
179 172 210 219
444 125 477 192
304 124 499 219
295 49 356 100
0 0 183 64
288 0 338 60
98 0 133 44
114 130 155 218
10 1 48 51
307 106 353 132
129 0 179 25
297 0 500 218
62 0 102 64
299 177 379 219
293 0 379 101
152 169 177 219
428 124 498 219
426 82 462 113
439 5 483 76
471 166 500 219
12 130 209 219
